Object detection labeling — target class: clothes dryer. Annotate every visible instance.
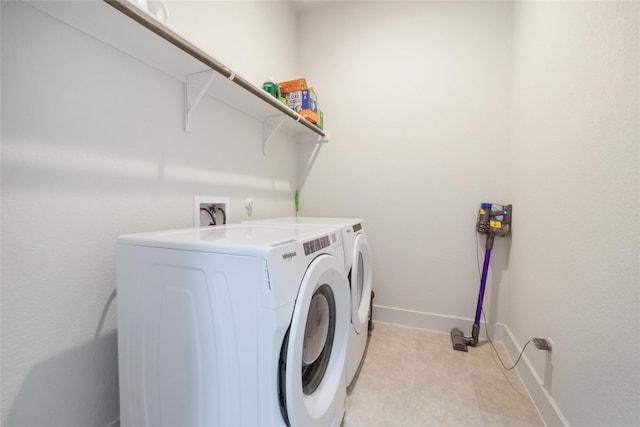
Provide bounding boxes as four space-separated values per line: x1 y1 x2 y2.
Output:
116 224 350 427
244 217 372 386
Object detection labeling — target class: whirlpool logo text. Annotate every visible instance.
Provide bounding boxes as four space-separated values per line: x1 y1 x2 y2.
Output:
282 251 297 261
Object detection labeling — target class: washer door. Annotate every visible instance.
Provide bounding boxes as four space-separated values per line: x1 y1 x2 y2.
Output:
351 233 372 335
283 254 350 427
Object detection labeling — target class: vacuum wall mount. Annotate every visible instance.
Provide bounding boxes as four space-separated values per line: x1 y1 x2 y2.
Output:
451 203 512 352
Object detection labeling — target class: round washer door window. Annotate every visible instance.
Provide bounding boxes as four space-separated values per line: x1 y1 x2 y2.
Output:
282 254 350 427
302 284 335 395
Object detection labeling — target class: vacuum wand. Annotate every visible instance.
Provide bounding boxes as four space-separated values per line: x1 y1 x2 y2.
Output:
451 203 512 352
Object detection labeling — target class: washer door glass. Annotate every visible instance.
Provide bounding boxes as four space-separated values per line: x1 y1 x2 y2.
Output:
302 285 335 395
280 254 350 427
356 252 364 311
351 234 372 334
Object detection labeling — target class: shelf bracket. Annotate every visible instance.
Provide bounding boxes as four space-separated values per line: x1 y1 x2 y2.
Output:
184 69 216 132
262 115 287 155
298 132 329 145
297 135 329 191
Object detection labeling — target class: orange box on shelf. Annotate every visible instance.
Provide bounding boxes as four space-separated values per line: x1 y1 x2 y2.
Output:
279 78 308 94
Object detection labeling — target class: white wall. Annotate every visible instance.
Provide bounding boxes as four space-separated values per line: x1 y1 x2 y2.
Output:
1 1 298 425
298 1 639 426
297 1 513 327
3 1 638 426
507 2 639 426
166 0 299 87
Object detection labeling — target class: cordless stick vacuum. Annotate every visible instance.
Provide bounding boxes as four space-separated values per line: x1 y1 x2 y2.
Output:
451 203 512 352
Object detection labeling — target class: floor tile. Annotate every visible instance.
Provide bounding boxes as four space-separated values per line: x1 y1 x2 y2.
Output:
343 322 544 427
356 347 416 389
416 330 469 370
480 411 545 427
471 373 542 425
466 341 526 389
344 381 413 427
413 361 477 404
411 398 484 427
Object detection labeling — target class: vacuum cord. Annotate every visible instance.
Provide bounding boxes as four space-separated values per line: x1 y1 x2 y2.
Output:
482 308 533 371
475 232 532 372
475 232 534 401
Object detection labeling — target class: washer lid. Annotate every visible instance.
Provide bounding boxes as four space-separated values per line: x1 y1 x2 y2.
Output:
283 254 349 427
117 224 337 255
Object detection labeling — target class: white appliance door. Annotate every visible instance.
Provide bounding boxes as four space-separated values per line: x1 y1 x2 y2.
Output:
283 254 350 427
351 233 372 335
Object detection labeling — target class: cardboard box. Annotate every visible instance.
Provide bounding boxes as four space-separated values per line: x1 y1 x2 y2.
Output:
279 78 308 94
286 91 302 111
286 88 318 123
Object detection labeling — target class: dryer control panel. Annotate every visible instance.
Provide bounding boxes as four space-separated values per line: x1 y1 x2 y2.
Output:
303 235 331 256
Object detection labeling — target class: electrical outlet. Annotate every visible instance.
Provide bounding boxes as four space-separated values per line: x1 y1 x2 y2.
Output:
533 338 552 351
194 196 229 227
546 337 555 349
547 336 556 367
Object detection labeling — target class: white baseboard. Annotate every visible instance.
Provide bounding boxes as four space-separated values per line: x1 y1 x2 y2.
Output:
372 304 503 341
501 325 570 427
371 304 569 427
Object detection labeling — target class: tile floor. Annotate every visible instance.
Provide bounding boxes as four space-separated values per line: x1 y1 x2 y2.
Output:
342 322 544 427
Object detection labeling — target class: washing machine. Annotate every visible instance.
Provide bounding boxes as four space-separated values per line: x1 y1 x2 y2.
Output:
116 224 350 427
244 217 372 386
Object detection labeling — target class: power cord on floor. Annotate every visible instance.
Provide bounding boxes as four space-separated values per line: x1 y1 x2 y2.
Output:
475 231 532 369
474 230 533 400
482 310 533 401
481 308 533 371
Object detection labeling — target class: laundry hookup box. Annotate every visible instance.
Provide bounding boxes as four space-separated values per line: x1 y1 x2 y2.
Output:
286 88 318 123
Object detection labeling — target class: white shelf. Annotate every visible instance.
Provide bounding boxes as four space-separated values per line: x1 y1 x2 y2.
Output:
26 0 328 142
